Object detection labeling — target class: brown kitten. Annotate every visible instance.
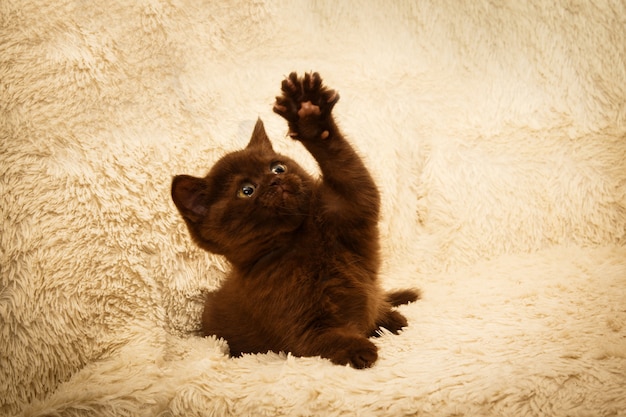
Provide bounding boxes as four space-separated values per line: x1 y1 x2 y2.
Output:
171 72 420 368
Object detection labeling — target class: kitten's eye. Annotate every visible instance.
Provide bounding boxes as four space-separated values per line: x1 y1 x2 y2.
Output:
237 183 256 198
271 163 286 174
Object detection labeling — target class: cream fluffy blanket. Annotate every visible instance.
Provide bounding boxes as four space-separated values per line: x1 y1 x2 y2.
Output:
2 1 625 416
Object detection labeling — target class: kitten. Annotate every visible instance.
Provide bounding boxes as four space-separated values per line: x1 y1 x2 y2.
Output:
171 72 420 368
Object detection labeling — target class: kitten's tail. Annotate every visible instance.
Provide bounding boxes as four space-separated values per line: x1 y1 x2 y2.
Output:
386 289 421 307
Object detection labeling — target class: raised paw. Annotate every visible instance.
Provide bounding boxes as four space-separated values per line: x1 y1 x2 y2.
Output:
272 72 339 140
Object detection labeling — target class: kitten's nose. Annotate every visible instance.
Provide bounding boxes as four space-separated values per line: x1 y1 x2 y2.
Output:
270 178 282 187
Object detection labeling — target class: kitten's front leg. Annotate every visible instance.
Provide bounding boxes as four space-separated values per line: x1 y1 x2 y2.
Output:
273 72 379 223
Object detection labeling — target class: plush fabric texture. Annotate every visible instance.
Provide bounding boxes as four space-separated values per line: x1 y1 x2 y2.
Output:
1 1 625 416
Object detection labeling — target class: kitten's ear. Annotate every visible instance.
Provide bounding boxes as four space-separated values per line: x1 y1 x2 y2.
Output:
246 118 275 153
171 175 210 223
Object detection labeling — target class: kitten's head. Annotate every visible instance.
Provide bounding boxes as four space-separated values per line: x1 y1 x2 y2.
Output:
172 119 314 265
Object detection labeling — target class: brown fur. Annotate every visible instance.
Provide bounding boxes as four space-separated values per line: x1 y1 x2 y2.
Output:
171 72 420 368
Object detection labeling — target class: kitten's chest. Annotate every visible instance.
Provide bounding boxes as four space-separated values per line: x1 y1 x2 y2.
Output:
251 243 327 281
246 238 368 292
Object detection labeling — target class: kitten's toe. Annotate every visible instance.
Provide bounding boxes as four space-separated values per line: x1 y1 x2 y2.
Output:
373 310 409 336
328 337 378 369
273 96 298 122
348 343 378 369
282 72 301 95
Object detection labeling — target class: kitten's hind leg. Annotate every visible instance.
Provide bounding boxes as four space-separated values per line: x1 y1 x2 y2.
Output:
305 329 379 369
370 289 420 337
371 309 410 337
386 288 421 307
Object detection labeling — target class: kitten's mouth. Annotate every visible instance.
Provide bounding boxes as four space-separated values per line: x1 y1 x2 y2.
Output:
277 186 293 198
266 178 302 209
272 185 298 207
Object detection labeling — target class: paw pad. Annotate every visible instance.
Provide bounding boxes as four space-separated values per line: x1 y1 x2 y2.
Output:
273 72 339 125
